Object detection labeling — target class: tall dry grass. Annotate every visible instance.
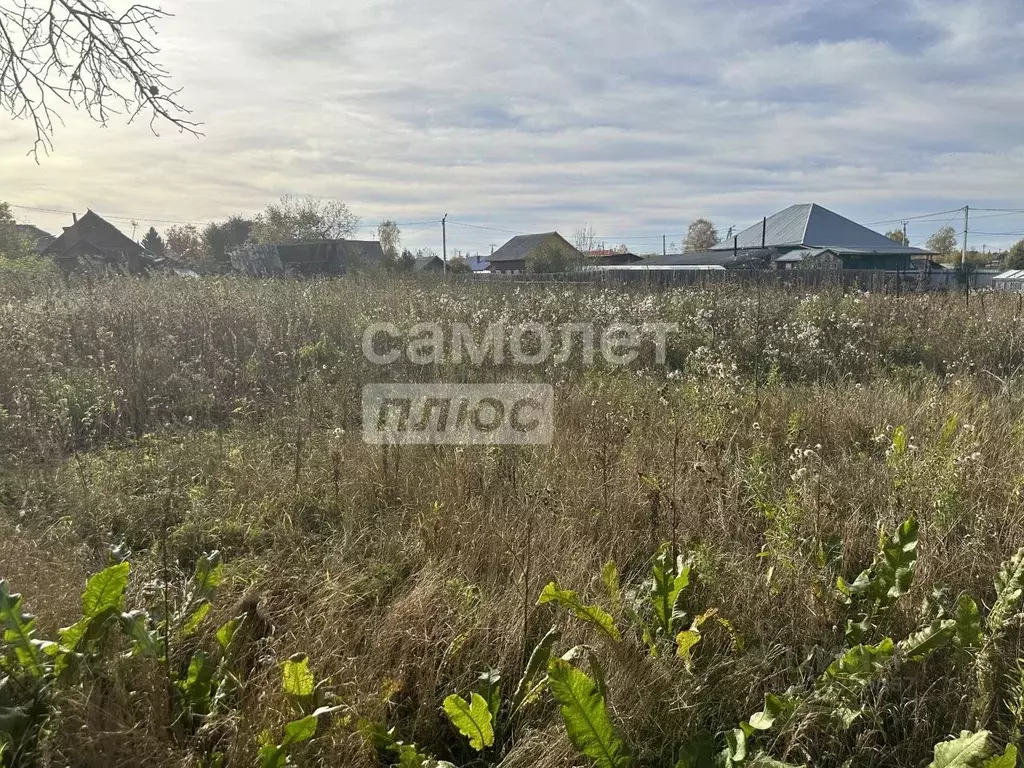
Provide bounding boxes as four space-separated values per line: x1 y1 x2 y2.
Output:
2 275 1024 766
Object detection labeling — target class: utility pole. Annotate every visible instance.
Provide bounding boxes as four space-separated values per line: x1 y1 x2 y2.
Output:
902 220 908 246
961 205 969 270
442 214 448 274
663 234 666 256
961 205 970 302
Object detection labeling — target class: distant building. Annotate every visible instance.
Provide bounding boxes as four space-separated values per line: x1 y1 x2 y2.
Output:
711 203 934 270
993 269 1024 291
412 254 445 273
588 249 643 266
15 224 56 254
229 239 385 277
488 232 582 273
43 210 157 274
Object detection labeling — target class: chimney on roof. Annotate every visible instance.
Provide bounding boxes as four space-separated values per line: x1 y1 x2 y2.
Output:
72 212 78 224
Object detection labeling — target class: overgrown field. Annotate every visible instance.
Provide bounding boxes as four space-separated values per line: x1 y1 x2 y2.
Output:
3 276 1024 767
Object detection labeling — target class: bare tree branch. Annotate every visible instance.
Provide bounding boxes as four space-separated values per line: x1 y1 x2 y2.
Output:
0 0 200 159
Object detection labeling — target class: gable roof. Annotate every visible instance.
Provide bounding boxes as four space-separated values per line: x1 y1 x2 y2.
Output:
713 203 930 254
43 209 144 259
412 254 444 272
488 232 579 263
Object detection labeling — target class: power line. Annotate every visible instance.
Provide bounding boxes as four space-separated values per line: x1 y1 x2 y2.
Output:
866 208 965 226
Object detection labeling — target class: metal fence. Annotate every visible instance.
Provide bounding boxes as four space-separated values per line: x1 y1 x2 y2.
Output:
466 268 987 293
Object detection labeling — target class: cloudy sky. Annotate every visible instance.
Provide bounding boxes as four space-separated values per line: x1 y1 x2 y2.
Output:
5 0 1024 254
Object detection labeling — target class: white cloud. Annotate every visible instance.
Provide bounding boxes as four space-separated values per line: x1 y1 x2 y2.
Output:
4 0 1024 252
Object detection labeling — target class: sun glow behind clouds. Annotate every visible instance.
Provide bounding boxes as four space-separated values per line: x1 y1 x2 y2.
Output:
4 0 1024 252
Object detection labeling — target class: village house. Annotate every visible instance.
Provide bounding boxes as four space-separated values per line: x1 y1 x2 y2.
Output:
43 210 159 274
487 232 582 273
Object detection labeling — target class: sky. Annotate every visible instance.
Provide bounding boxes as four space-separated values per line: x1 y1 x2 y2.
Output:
4 0 1024 255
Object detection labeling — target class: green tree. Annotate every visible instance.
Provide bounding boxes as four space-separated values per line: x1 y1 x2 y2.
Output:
398 248 416 272
448 258 472 274
1005 239 1024 270
684 218 720 252
141 226 166 256
203 216 253 262
926 226 959 259
885 229 907 245
377 220 401 264
0 203 31 259
250 196 359 244
165 224 207 263
528 243 574 273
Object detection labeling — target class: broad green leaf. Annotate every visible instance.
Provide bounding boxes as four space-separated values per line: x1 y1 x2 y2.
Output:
193 551 223 596
282 714 317 745
442 692 494 751
748 693 797 731
216 617 240 652
476 668 502 722
282 655 315 700
983 744 1017 768
899 619 955 661
510 627 559 717
650 544 691 637
80 562 130 619
177 651 217 715
538 582 621 642
547 658 632 768
954 595 983 650
182 602 212 635
883 517 919 600
675 609 718 667
818 638 895 708
676 630 701 664
927 730 992 768
258 743 286 768
725 728 747 762
120 610 162 658
602 560 621 608
0 581 46 677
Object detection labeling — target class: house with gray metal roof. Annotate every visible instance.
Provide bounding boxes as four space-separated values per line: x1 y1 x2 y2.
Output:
713 203 934 270
488 232 581 273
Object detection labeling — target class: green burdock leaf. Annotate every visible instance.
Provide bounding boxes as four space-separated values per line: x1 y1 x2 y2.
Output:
602 561 621 608
120 609 161 658
983 744 1017 768
675 609 718 668
193 551 223 597
650 543 691 637
216 617 240 652
282 655 315 700
442 692 494 751
748 693 797 731
538 582 621 642
510 626 559 717
182 602 212 635
954 595 983 650
927 730 993 767
818 638 895 709
0 581 48 677
899 619 955 661
80 562 130 619
547 658 632 768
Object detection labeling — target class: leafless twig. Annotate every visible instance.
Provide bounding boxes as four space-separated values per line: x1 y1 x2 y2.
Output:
0 0 201 159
